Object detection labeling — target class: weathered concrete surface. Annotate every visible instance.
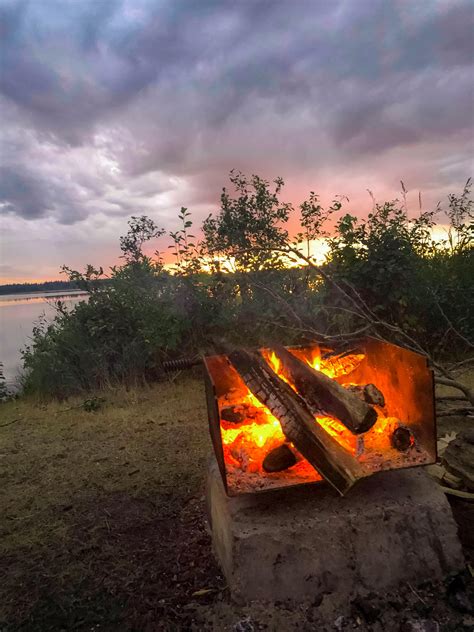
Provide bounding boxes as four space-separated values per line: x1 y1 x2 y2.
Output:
206 460 465 604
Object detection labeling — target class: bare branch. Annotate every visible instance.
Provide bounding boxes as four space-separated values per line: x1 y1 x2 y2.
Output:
435 377 474 406
233 243 474 407
430 293 474 348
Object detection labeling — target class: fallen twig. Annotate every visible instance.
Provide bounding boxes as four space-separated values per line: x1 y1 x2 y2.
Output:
0 417 21 428
437 409 473 418
435 377 474 406
407 582 427 605
439 486 474 500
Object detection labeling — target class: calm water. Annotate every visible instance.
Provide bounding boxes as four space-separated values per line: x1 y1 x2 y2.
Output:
0 290 88 387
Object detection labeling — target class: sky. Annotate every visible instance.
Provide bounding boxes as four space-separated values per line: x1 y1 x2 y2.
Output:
0 0 473 283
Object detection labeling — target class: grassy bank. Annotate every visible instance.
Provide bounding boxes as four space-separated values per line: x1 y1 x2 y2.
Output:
0 376 223 630
1 374 473 631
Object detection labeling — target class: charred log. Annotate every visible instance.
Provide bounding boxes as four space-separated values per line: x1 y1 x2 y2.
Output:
364 384 385 407
263 444 297 473
271 345 378 434
346 383 385 407
220 404 258 424
220 406 246 424
228 348 367 495
391 426 413 451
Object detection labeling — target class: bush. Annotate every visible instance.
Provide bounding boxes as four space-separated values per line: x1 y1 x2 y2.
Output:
0 362 11 402
20 177 473 398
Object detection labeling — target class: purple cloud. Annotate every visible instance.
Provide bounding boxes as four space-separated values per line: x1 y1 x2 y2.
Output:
0 0 472 280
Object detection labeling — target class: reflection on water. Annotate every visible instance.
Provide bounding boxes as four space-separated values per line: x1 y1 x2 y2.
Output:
0 289 87 305
0 291 89 386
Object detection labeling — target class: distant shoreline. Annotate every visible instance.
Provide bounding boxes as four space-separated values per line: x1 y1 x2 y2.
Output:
0 280 80 296
0 289 89 303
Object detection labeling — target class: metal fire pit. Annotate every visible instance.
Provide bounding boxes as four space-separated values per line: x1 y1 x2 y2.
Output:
204 338 437 496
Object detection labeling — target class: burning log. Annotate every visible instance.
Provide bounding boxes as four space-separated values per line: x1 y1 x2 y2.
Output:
228 349 367 495
271 345 378 434
263 444 297 473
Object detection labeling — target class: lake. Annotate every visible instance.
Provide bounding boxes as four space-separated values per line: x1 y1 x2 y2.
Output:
0 290 89 387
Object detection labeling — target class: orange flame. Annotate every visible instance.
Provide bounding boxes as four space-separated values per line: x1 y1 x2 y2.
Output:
222 419 284 448
219 346 400 477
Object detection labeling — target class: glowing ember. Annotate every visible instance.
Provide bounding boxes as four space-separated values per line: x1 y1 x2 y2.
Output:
293 346 366 379
222 419 284 448
204 339 437 496
316 415 356 453
218 345 418 479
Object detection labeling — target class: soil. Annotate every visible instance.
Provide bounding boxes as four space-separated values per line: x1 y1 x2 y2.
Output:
1 374 473 631
3 490 225 631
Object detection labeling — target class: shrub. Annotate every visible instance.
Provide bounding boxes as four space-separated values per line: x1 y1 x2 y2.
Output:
19 177 473 398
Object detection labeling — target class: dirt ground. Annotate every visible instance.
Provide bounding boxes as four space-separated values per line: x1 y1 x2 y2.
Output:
1 371 473 631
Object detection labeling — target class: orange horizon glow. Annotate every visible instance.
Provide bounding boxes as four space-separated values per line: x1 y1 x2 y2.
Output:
0 223 457 286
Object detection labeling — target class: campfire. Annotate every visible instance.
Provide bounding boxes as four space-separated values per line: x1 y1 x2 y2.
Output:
204 338 437 496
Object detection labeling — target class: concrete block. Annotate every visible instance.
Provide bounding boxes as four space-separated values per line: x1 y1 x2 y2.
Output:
206 460 464 604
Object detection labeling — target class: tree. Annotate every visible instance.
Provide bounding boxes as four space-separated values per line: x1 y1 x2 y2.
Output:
202 171 292 272
296 192 346 258
119 215 165 264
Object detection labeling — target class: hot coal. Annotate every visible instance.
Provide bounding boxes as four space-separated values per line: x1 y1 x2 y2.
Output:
262 444 297 473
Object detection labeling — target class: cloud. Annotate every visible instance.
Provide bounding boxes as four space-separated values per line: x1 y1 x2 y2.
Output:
0 0 473 280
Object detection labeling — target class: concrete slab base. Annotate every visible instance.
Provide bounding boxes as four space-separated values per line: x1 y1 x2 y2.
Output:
206 460 465 604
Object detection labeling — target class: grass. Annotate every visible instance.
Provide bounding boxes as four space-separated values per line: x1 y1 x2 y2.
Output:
0 374 223 630
1 376 209 547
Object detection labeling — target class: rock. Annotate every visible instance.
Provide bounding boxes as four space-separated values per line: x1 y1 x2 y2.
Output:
446 574 474 614
443 431 474 491
462 428 474 444
402 620 439 632
262 444 297 473
443 470 463 490
352 594 380 624
447 495 474 549
206 460 465 604
233 617 255 632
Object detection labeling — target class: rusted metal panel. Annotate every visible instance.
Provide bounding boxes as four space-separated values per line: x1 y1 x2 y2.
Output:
203 357 228 493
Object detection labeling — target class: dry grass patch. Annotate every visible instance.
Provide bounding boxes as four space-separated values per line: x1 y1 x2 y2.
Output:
0 376 224 630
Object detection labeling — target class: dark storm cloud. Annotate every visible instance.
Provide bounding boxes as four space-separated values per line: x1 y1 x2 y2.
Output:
0 0 473 227
0 165 58 219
